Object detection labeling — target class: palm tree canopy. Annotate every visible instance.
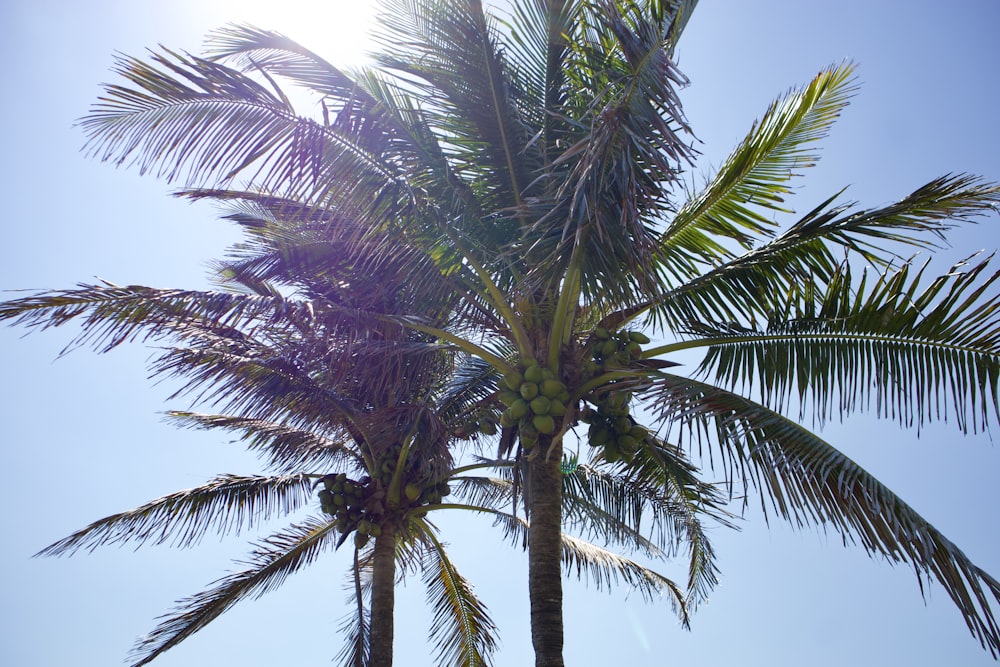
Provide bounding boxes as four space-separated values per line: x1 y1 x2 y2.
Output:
4 0 1000 663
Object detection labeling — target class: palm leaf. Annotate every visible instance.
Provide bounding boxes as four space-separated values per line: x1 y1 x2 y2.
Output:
560 532 688 625
565 453 726 610
128 517 340 666
164 411 364 473
84 47 408 210
0 282 302 354
417 524 499 667
528 0 692 306
653 174 1000 328
621 440 730 609
648 373 1000 656
336 545 372 667
36 474 314 555
660 63 858 280
373 0 540 214
486 509 689 624
692 256 1000 433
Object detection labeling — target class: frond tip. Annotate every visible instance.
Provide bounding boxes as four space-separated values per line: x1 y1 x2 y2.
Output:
127 518 338 666
36 474 315 555
421 530 499 667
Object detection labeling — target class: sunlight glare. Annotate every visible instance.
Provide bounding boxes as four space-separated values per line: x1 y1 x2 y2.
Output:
182 0 378 67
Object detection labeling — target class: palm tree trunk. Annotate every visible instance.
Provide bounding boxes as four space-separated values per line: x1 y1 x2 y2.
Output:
527 437 564 667
369 525 397 667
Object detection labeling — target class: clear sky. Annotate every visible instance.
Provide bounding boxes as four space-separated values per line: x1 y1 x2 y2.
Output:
2 1 999 666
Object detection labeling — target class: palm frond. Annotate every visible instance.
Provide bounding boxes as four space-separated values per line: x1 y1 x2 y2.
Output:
560 532 688 625
36 474 314 555
649 373 1000 656
373 0 540 213
564 453 726 609
0 282 298 355
693 255 1000 432
661 63 857 279
150 344 359 432
561 464 666 557
128 517 339 666
449 474 514 514
83 48 403 207
336 545 372 667
486 510 688 624
620 441 730 609
204 24 370 104
418 525 499 667
164 411 364 473
654 174 1000 328
532 0 692 306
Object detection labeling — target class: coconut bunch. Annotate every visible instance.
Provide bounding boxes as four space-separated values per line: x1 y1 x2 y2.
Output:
497 360 572 449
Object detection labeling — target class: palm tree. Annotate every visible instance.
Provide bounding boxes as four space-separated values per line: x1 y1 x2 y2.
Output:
3 213 494 665
32 1 1000 664
0 188 721 665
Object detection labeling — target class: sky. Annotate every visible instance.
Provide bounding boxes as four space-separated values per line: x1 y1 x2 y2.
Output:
1 1 999 666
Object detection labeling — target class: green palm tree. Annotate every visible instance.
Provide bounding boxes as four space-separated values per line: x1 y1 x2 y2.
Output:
32 1 1000 664
1 189 721 665
5 217 494 665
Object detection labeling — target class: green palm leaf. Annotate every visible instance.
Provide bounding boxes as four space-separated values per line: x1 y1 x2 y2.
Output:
127 517 339 666
569 446 728 609
165 411 364 473
692 255 1000 432
660 63 857 280
559 532 688 625
417 525 499 667
487 509 689 625
654 174 1000 327
373 0 539 214
648 373 1000 656
36 474 314 555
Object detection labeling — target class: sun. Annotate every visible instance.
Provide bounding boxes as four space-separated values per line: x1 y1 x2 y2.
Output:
182 0 378 67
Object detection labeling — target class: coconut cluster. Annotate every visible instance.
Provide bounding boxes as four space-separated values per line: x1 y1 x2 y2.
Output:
579 391 649 463
317 468 451 547
580 328 652 463
497 360 570 449
582 327 650 378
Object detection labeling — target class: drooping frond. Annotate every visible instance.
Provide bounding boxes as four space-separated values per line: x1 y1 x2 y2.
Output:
621 440 731 609
694 255 1000 433
649 373 1000 656
560 532 688 624
336 546 372 667
564 451 726 610
36 474 314 555
561 464 666 556
485 510 688 625
418 526 499 666
165 411 364 473
128 517 339 666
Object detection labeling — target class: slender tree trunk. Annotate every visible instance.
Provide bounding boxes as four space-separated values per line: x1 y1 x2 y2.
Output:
527 437 564 667
369 526 397 667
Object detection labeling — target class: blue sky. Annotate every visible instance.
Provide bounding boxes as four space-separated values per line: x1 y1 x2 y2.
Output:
2 1 999 666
